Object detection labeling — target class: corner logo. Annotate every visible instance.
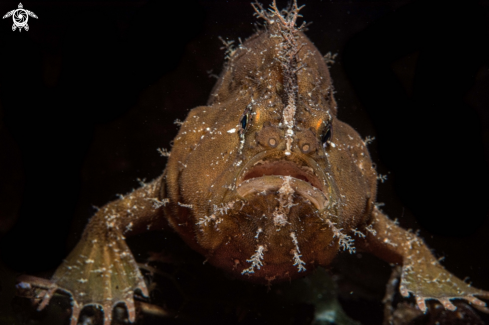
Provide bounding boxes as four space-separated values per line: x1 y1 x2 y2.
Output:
3 3 37 32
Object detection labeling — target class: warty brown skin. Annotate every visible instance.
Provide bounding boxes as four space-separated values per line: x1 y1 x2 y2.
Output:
18 2 489 325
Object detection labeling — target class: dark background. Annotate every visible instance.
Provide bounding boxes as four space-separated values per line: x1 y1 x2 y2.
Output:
0 0 488 324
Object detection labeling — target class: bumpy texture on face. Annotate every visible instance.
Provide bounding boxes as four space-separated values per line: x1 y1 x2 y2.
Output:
18 1 489 324
163 1 377 282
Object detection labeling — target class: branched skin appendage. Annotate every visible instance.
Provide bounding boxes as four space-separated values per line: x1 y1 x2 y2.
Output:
18 176 169 325
290 232 306 272
20 0 489 323
242 245 266 275
253 0 308 157
325 219 356 254
272 176 296 227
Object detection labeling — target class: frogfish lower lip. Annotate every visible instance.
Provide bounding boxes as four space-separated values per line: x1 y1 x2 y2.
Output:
241 159 323 190
236 175 328 211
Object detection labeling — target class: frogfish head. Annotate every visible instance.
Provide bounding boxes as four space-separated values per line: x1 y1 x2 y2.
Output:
165 1 377 283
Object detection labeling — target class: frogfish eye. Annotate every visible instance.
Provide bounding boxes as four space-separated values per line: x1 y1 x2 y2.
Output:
241 114 248 130
321 124 332 147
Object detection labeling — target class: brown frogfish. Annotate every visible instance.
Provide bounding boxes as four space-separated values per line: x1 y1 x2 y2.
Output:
18 1 489 324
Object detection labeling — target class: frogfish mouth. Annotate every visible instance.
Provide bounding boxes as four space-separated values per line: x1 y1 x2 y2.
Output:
227 152 342 281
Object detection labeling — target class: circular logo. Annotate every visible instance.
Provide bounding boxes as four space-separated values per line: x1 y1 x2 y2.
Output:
13 9 27 27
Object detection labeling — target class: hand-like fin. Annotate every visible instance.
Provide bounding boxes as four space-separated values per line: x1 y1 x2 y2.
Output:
50 230 149 324
18 175 165 324
17 231 148 324
361 207 489 314
400 259 489 314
